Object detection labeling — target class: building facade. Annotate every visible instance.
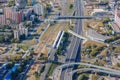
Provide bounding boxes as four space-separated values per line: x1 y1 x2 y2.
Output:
4 7 23 24
33 3 44 16
0 15 6 25
15 0 27 8
14 30 20 40
114 8 120 28
0 0 7 3
14 23 28 40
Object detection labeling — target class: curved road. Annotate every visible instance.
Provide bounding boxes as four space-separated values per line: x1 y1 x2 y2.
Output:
69 68 120 76
53 62 120 80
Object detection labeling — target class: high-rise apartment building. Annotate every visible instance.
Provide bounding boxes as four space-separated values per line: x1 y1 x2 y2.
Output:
14 30 20 40
0 0 7 3
33 3 44 16
14 23 28 40
15 0 27 8
0 15 6 25
114 8 120 28
4 7 23 24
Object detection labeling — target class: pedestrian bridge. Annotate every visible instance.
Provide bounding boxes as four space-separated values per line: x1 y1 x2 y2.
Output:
41 16 110 22
68 30 87 40
57 16 94 19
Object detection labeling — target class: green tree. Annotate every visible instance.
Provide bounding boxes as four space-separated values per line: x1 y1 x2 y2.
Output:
0 35 4 43
17 66 22 73
6 63 14 69
8 0 15 7
69 4 73 9
11 38 19 43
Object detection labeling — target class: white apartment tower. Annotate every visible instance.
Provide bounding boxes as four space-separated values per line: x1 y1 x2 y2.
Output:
14 30 20 40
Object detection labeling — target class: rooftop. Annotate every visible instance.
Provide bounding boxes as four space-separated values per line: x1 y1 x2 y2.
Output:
11 64 20 72
109 22 120 33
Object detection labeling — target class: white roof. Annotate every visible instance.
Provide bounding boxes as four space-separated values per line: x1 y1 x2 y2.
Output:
93 9 105 12
118 55 120 59
91 9 106 15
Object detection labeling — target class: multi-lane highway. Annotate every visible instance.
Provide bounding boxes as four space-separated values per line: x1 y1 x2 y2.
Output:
60 0 84 80
66 0 83 63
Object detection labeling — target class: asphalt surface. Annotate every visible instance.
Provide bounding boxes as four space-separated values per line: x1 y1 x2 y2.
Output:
53 62 120 80
60 0 84 80
69 68 120 76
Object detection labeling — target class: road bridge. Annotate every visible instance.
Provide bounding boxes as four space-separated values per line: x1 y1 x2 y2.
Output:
67 68 120 80
69 68 120 77
53 62 120 80
57 16 94 19
41 15 111 23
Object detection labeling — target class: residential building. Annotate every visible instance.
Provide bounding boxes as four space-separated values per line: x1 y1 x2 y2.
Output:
114 8 120 28
33 3 44 16
4 7 23 24
24 28 28 37
15 0 27 8
0 0 7 3
14 30 20 40
23 9 32 20
0 15 6 25
14 23 28 39
19 23 28 36
109 22 120 33
0 9 4 14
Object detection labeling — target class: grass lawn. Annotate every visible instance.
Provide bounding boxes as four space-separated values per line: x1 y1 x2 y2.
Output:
84 40 106 48
27 38 36 45
19 45 28 51
64 22 76 33
36 22 63 54
91 74 100 80
67 0 75 15
35 23 46 34
9 48 14 54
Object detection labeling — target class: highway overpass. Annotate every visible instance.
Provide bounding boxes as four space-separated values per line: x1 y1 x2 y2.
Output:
53 62 120 80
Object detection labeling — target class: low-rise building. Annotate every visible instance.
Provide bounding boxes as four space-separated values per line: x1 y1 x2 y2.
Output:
30 15 35 21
